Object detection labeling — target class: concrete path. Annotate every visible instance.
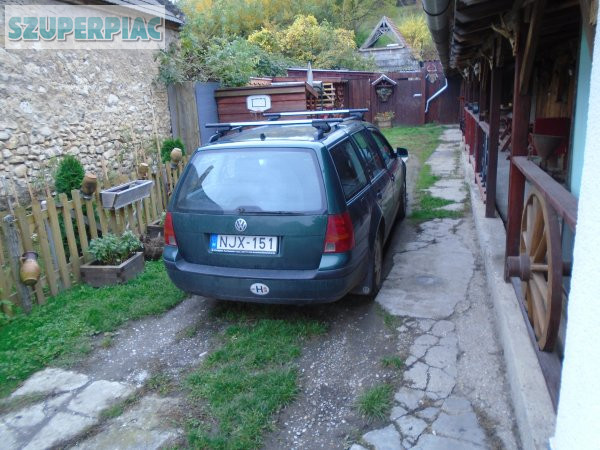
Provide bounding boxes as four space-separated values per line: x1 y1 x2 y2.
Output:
353 128 519 450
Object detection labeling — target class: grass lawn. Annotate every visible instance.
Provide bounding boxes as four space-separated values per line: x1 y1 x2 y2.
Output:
0 260 185 398
382 124 463 221
185 303 326 449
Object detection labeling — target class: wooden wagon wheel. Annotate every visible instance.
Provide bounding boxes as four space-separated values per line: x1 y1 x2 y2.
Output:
507 188 563 351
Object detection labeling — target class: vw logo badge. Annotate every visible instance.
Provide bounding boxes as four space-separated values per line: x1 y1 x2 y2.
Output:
234 218 247 232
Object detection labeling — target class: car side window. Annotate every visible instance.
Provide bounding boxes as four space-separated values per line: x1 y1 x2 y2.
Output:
352 130 386 178
370 130 395 167
330 139 369 200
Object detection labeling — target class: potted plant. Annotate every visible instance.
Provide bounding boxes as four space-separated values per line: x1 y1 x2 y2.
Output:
80 231 144 287
375 111 395 128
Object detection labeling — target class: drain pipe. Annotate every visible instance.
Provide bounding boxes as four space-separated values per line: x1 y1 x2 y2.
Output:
422 0 452 70
425 77 448 114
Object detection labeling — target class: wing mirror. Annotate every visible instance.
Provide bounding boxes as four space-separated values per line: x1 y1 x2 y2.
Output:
396 147 409 159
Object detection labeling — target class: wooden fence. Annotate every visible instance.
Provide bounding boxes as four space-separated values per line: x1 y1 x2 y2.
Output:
0 157 189 315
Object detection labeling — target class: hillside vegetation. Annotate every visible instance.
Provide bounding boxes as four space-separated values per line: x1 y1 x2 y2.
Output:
158 0 436 86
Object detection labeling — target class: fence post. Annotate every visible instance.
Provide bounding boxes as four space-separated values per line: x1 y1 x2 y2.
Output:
1 214 32 313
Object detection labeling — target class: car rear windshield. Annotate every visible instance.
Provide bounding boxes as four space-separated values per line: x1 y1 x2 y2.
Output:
174 148 326 214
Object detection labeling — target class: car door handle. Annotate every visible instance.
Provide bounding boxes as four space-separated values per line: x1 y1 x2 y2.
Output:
376 191 383 200
390 173 395 182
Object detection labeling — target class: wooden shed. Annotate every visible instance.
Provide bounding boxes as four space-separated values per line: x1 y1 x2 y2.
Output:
215 83 319 123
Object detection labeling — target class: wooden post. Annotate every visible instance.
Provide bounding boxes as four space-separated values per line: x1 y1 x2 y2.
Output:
31 201 59 296
505 26 532 280
46 196 71 289
486 65 502 218
1 214 32 313
58 193 81 282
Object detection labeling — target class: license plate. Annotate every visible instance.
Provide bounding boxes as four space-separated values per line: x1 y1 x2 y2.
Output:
210 234 278 254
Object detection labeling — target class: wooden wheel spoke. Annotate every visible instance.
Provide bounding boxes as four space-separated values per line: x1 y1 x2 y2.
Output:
529 276 547 336
533 233 547 263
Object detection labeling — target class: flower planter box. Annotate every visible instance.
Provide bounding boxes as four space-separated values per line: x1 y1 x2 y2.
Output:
80 252 144 287
376 119 392 129
101 180 153 210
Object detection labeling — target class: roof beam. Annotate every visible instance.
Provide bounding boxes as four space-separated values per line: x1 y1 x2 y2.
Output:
519 0 547 95
579 0 596 55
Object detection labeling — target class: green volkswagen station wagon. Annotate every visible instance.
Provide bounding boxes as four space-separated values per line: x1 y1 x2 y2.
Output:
163 110 408 304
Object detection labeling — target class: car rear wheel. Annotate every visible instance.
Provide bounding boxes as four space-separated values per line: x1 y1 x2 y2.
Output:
368 232 384 300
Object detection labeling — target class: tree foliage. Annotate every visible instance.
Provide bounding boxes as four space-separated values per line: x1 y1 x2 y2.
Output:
397 14 437 60
249 15 373 70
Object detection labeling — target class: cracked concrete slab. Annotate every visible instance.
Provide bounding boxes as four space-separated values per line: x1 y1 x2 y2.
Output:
362 424 402 450
74 395 180 449
67 380 134 417
11 369 89 398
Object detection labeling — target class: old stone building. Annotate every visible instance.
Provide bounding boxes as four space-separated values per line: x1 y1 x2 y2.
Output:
0 0 182 207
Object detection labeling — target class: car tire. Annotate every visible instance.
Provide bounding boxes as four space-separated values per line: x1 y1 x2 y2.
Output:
368 232 384 300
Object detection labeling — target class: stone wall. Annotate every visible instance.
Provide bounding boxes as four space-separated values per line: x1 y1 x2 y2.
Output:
0 6 178 209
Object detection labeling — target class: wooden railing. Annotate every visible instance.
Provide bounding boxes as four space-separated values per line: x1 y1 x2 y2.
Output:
463 107 490 198
0 157 189 315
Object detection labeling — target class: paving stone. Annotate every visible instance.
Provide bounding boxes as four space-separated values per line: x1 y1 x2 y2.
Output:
413 434 483 450
431 412 487 446
427 367 456 399
350 444 368 450
11 368 89 397
414 334 438 347
394 387 425 411
404 362 429 390
362 424 402 450
430 321 455 337
441 396 473 415
443 365 458 378
424 345 457 369
44 392 73 414
416 407 440 421
75 395 181 450
405 356 418 367
396 415 427 441
438 334 458 348
24 412 94 450
409 344 430 360
390 405 408 421
418 319 435 332
67 380 134 417
3 403 46 428
0 422 18 450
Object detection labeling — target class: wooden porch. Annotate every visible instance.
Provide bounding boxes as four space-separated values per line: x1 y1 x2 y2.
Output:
425 0 596 409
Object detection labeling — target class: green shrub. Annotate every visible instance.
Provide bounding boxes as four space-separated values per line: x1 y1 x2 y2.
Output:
160 138 185 163
88 231 142 265
54 155 85 197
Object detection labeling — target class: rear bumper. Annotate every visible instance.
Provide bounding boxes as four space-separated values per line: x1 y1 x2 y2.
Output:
163 247 367 304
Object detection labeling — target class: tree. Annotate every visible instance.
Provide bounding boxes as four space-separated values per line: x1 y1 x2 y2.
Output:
249 15 374 70
397 14 437 60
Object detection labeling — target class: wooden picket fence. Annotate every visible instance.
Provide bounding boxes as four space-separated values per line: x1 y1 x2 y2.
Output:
0 157 189 315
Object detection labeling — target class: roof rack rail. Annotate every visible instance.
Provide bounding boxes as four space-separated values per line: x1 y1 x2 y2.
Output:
263 108 368 120
206 118 344 142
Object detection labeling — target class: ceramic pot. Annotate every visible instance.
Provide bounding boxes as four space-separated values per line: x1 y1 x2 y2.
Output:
81 173 98 197
20 251 41 286
170 148 183 166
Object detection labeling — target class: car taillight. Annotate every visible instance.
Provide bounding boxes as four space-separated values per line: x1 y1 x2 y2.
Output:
164 212 177 246
323 211 355 253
